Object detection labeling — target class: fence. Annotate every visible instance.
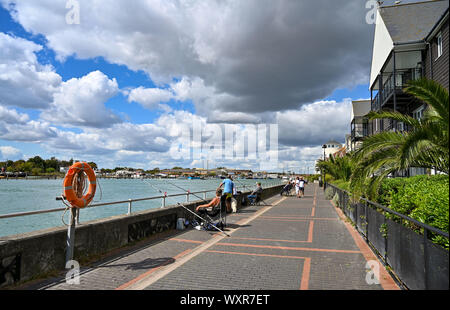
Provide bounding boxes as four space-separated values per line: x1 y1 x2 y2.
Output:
0 180 283 222
324 183 449 290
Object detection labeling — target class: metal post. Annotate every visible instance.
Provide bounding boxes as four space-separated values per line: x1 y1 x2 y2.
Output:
75 208 80 225
378 73 383 111
128 199 132 215
203 192 207 200
365 202 369 241
186 191 190 203
424 228 429 290
393 51 397 131
66 207 77 264
384 215 388 263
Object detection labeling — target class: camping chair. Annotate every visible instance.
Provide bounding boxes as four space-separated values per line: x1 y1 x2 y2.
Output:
196 195 227 230
249 192 268 206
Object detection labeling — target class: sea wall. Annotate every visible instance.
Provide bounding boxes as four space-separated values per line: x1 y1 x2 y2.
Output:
0 184 284 287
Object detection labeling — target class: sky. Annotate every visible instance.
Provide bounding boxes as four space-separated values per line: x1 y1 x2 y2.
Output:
0 0 388 172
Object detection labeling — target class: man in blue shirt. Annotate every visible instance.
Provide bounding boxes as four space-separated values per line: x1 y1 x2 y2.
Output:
217 175 234 213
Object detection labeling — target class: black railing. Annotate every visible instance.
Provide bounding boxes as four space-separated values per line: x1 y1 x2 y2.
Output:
324 183 449 290
351 117 368 141
372 68 422 112
372 92 381 111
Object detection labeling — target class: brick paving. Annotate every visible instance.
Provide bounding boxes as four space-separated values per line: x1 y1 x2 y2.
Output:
22 183 399 290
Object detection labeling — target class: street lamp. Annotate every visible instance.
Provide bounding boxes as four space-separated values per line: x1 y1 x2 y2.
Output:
321 144 327 187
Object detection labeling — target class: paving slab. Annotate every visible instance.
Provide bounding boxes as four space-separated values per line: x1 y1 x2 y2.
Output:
20 184 399 291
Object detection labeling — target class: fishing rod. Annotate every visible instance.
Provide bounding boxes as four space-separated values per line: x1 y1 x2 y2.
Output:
232 177 251 192
164 180 212 204
144 180 230 237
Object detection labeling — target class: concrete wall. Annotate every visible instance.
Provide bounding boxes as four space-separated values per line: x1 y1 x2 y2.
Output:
0 184 284 288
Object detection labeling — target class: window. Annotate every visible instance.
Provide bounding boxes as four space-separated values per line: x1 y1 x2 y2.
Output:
413 105 426 120
436 32 443 59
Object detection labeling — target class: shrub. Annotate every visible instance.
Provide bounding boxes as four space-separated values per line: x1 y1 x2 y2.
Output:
378 175 449 248
324 187 335 200
332 193 340 207
330 180 351 192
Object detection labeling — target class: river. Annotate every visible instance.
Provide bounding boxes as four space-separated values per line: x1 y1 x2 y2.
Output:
0 178 282 238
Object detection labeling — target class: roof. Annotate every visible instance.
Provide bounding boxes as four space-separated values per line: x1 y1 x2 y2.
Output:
324 140 342 146
333 146 347 158
379 0 449 44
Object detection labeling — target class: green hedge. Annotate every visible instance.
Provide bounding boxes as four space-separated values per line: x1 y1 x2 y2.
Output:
329 175 449 248
377 175 449 248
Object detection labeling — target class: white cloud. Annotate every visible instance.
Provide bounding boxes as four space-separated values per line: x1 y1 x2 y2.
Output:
2 0 372 118
0 106 29 124
276 99 352 147
127 87 173 112
40 70 122 128
0 119 58 142
0 145 22 159
0 1 367 170
0 34 121 129
0 33 61 109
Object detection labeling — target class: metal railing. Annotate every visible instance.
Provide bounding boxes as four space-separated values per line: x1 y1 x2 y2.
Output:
324 183 449 290
351 117 369 141
371 68 422 113
0 189 215 220
372 92 381 111
0 181 284 221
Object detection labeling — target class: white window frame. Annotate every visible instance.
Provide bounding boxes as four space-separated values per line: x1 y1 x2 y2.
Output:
436 32 443 59
412 104 426 121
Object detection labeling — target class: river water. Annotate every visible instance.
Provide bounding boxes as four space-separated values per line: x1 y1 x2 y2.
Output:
0 178 282 238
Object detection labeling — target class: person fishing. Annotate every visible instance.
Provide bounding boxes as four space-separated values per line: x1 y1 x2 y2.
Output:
248 182 263 204
195 189 222 214
217 174 234 213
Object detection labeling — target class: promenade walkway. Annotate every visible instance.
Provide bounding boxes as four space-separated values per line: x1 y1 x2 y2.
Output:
22 184 399 290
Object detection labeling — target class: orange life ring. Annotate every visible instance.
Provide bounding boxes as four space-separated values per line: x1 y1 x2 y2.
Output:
63 162 96 209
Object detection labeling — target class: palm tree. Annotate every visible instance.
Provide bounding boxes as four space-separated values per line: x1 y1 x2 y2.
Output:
351 78 449 198
316 154 354 182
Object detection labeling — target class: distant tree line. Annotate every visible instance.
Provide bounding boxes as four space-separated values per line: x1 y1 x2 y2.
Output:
0 156 97 176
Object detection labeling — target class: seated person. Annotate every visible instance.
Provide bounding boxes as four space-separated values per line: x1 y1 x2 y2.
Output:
195 189 222 214
247 182 263 204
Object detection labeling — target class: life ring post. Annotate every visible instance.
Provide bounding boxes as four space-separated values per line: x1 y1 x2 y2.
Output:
63 162 97 209
65 207 77 264
62 162 97 266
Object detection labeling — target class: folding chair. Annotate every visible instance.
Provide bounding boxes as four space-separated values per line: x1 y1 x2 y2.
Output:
197 195 227 230
248 192 268 206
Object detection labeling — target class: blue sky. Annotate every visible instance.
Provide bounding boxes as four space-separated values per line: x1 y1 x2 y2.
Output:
0 1 374 171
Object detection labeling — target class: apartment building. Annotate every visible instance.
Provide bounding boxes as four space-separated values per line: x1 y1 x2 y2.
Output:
369 0 448 134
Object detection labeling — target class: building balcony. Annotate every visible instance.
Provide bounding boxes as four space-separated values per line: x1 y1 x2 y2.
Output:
371 68 422 113
351 116 369 142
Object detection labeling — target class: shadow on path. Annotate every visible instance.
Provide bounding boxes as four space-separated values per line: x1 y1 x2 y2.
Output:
98 257 176 271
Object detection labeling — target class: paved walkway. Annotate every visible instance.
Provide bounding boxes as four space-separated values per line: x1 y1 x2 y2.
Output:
22 184 399 290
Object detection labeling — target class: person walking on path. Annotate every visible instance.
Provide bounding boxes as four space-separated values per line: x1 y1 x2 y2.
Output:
217 175 234 213
298 176 306 198
294 177 301 198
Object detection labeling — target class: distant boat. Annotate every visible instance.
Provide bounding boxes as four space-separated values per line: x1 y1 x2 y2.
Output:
188 176 201 180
